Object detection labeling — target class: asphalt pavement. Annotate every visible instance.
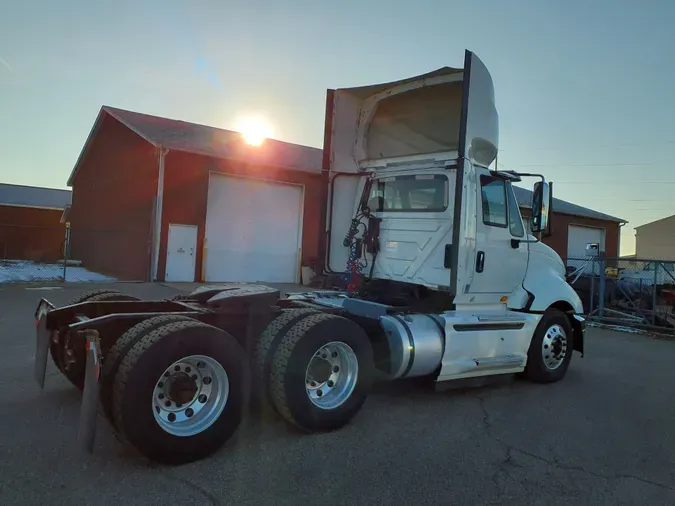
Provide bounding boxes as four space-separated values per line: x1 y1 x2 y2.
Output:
0 282 674 505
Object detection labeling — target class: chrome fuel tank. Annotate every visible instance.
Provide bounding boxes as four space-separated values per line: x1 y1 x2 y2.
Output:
379 314 445 379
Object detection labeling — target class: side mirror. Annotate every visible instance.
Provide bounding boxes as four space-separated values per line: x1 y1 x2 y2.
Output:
530 181 550 233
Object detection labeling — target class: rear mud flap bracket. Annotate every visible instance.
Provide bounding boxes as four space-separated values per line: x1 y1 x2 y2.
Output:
78 330 102 454
34 299 55 388
572 314 585 357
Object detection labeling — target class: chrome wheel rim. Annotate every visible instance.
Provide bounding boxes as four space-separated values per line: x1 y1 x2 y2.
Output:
305 341 359 410
542 324 568 370
152 355 229 437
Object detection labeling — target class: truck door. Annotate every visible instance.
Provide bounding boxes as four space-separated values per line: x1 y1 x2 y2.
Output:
468 174 528 298
449 50 529 302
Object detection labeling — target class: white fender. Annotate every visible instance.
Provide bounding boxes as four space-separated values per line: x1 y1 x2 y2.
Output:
523 239 584 314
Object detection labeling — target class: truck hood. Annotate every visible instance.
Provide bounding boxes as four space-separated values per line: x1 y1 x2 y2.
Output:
325 50 499 174
529 237 565 276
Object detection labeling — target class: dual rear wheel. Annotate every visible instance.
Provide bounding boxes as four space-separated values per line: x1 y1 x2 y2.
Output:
48 289 250 465
253 310 374 432
105 309 373 464
109 318 249 465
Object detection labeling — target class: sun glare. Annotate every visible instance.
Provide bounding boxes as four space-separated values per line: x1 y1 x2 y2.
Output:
236 116 274 146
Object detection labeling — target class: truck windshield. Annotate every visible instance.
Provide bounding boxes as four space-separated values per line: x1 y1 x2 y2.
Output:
367 174 449 212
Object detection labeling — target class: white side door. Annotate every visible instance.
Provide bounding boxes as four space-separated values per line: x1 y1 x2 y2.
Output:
467 172 528 299
165 224 198 282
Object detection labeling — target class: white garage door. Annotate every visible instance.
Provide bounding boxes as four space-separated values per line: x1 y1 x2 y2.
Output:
567 224 605 273
205 174 304 283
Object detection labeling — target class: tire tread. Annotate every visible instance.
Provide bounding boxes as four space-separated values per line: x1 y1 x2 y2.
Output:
112 319 212 436
101 315 197 426
524 309 574 384
268 312 342 428
67 288 121 305
252 308 319 403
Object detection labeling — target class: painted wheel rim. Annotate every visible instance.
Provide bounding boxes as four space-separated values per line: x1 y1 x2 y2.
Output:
541 324 568 371
305 341 359 410
152 355 229 437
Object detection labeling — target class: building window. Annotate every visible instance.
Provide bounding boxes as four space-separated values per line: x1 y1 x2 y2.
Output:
480 175 507 227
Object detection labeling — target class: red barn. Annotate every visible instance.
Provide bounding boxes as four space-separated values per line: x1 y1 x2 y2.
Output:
67 106 323 283
0 183 71 262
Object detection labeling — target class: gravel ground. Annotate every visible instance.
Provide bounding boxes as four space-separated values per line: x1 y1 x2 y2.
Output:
0 282 674 505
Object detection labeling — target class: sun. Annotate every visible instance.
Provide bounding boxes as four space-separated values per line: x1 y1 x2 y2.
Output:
236 116 274 146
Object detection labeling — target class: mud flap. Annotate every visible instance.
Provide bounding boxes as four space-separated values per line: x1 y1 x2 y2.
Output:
34 298 55 388
572 314 585 357
78 330 102 454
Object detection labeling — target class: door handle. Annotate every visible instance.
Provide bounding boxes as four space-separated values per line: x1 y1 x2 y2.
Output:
476 251 485 273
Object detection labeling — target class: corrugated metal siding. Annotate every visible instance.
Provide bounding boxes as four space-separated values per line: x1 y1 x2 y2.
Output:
635 216 675 260
521 208 620 259
69 115 157 280
0 205 65 261
158 151 322 282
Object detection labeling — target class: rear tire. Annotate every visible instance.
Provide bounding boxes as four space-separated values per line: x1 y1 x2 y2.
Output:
112 320 250 465
523 309 574 384
268 313 373 432
101 314 198 428
67 288 122 305
252 308 319 413
49 289 140 390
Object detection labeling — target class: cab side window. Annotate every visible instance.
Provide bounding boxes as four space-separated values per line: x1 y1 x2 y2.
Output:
480 175 507 227
506 183 525 238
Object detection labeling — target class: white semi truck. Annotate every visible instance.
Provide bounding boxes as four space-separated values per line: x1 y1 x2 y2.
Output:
34 49 585 465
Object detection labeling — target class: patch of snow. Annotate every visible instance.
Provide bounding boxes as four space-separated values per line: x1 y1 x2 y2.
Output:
0 260 116 283
587 321 646 335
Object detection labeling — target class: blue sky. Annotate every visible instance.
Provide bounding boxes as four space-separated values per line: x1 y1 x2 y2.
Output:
1 0 674 255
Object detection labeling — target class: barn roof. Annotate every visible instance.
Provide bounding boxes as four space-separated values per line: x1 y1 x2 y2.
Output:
67 106 323 186
512 185 626 223
0 183 71 210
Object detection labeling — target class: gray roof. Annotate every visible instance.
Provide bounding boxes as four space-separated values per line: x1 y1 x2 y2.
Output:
634 214 675 230
0 183 71 209
512 185 625 223
67 106 322 187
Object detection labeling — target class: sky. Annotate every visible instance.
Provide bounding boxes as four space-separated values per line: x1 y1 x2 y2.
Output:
1 0 674 256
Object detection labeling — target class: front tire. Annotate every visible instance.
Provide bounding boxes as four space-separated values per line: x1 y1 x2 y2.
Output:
523 309 574 384
268 313 373 432
112 320 250 465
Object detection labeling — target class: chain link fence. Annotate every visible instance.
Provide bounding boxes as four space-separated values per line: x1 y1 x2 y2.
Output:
565 256 675 333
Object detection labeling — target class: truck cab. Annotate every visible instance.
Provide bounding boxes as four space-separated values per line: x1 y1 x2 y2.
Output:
314 50 585 382
324 51 580 313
